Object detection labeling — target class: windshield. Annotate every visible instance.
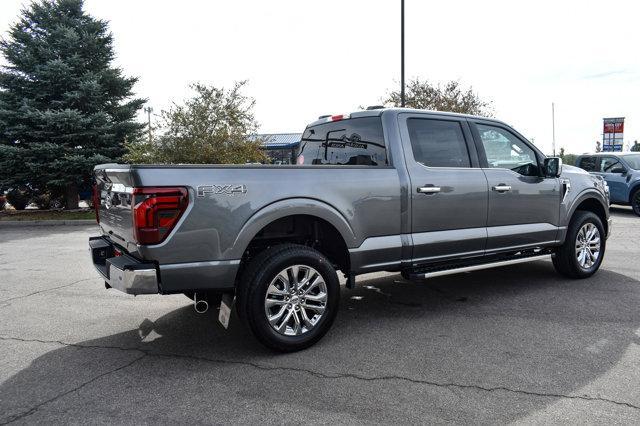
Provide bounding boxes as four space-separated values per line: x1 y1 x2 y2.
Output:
622 154 640 170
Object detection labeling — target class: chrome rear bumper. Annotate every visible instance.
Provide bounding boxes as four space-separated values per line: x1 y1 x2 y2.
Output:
89 236 159 295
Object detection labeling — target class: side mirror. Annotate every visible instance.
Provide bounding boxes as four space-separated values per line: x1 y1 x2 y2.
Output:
610 166 627 175
543 157 562 178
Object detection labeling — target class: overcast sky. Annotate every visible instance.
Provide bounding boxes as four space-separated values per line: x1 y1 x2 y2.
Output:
1 0 639 154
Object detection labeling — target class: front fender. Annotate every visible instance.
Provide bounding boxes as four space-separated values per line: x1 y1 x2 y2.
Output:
227 197 357 260
559 188 609 243
627 180 640 204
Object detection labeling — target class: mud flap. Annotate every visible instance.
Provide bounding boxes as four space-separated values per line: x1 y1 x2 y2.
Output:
218 294 234 329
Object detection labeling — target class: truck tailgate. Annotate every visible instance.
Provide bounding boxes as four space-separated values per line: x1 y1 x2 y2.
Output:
94 165 137 248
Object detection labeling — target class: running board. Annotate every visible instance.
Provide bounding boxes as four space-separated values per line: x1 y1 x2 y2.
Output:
408 254 552 280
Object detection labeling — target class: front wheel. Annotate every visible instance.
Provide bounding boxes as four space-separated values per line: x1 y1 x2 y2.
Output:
237 244 340 352
552 211 606 278
631 188 640 217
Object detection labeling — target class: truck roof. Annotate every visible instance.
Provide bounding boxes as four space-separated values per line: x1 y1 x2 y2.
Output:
305 107 506 128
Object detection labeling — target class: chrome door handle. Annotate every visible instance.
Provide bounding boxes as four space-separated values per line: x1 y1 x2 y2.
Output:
417 186 441 194
492 185 512 192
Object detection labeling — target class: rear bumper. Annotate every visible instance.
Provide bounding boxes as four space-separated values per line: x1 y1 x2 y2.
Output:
89 236 239 294
89 237 159 295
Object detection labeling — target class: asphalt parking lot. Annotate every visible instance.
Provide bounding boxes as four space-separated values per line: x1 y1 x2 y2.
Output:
1 207 639 424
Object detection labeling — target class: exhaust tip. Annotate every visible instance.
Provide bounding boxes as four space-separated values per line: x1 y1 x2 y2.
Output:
194 299 209 314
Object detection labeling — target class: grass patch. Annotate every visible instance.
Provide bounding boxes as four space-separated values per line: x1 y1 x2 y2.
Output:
0 209 95 221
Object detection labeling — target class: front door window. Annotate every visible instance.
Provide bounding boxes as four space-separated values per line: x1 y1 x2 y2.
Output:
476 124 539 176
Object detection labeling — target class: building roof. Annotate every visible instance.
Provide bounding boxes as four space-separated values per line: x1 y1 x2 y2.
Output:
252 133 302 149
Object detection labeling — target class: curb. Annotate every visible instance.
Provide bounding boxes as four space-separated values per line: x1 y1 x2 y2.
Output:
0 220 97 227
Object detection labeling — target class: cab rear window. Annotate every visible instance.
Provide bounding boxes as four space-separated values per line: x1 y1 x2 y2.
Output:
296 117 387 166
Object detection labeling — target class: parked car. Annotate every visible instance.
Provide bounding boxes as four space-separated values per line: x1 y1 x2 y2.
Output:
575 152 640 216
89 108 611 351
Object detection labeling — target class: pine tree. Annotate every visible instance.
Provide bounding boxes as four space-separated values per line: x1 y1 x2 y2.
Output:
0 0 145 208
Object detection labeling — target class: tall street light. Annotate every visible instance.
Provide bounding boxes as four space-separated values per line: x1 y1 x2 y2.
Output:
401 0 405 107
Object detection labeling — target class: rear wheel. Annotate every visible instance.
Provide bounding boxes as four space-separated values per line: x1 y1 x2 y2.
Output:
237 244 340 352
552 211 605 278
631 188 640 216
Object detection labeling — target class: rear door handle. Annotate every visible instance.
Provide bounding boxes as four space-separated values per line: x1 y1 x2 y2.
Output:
492 184 512 192
417 186 441 194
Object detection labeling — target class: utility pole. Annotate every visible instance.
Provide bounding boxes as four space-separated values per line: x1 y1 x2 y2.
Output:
551 102 556 156
144 106 153 143
400 0 405 107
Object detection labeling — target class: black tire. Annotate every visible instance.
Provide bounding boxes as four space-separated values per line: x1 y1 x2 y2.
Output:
236 244 340 352
631 188 640 217
552 210 606 278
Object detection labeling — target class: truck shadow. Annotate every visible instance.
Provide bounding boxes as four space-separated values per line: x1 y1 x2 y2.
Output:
2 262 640 423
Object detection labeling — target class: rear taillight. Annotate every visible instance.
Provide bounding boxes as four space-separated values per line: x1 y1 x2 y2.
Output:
92 184 100 224
132 187 188 245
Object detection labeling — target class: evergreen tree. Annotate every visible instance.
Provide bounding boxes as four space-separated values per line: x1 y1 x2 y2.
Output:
0 0 145 208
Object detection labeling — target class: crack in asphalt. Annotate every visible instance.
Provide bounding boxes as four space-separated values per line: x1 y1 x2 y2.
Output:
0 351 146 425
0 278 95 305
1 335 639 413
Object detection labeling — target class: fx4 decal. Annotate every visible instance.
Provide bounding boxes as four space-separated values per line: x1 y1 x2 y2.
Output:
197 184 248 197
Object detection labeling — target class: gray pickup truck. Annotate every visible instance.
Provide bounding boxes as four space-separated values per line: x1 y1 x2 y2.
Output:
89 108 611 351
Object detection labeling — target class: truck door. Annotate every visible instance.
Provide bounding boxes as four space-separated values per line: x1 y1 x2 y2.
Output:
469 121 560 253
397 113 489 265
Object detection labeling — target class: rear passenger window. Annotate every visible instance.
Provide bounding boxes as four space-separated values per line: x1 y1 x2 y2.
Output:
407 119 471 168
578 156 598 172
296 117 387 166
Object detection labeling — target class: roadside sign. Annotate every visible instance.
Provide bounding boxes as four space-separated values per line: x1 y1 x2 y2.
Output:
603 117 624 152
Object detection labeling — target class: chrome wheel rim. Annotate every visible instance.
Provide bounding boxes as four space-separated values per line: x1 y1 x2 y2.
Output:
575 223 601 269
264 265 327 336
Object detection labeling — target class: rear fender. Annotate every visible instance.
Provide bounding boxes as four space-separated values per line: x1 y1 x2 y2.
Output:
228 198 357 260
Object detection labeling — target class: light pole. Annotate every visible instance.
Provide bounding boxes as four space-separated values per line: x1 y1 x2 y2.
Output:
551 102 556 156
400 0 405 107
